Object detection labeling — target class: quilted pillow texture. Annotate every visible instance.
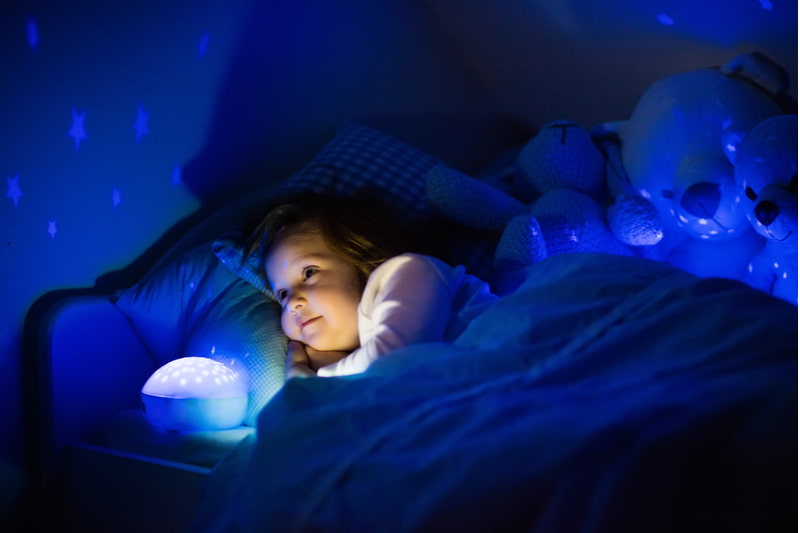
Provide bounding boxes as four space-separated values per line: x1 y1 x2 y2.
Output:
114 244 286 427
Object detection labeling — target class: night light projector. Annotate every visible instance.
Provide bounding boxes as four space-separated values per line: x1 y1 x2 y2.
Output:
141 357 248 431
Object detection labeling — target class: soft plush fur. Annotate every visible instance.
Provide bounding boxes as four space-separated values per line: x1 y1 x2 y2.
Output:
598 51 796 304
734 114 798 304
427 120 645 295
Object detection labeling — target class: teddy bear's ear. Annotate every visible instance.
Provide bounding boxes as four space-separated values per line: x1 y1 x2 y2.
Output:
517 120 605 198
720 51 790 98
591 121 628 139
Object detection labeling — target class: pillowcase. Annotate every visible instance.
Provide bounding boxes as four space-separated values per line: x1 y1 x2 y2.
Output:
114 244 286 427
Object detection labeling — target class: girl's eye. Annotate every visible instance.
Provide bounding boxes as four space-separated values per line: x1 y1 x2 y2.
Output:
276 289 287 302
303 267 318 280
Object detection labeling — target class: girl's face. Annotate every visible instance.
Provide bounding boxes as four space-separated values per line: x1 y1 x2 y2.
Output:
265 224 361 353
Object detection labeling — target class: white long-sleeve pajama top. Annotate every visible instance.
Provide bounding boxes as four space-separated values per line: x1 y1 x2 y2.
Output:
316 253 497 377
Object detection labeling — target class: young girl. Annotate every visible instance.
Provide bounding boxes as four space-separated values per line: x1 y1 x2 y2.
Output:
248 191 497 378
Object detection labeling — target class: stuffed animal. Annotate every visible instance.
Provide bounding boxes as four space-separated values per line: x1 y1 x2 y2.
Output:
599 51 792 283
732 114 798 304
427 119 660 294
618 51 787 242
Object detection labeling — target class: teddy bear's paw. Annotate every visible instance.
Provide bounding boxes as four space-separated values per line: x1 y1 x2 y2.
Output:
744 245 798 305
492 214 548 296
494 214 548 267
607 194 664 246
426 164 527 232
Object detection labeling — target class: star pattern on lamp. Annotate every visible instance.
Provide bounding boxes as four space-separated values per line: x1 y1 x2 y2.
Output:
6 175 23 207
47 221 57 239
68 108 87 151
112 187 122 208
134 103 149 143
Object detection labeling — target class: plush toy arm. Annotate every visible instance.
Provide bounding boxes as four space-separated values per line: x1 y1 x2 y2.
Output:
492 214 547 296
426 164 528 232
591 125 632 199
591 126 664 246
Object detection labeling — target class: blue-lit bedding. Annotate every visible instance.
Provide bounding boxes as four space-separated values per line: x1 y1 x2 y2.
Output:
191 253 796 533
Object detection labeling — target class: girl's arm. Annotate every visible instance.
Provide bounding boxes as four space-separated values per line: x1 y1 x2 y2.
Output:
316 254 454 377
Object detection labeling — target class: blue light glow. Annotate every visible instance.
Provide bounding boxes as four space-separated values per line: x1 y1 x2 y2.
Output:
47 220 57 239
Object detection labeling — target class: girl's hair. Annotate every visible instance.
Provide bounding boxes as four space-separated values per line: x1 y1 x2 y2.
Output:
244 190 427 290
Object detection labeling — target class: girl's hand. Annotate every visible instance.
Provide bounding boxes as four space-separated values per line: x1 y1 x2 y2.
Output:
285 341 349 378
303 345 350 371
286 341 316 378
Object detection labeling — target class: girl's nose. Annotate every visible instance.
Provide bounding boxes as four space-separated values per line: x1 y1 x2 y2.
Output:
288 295 304 313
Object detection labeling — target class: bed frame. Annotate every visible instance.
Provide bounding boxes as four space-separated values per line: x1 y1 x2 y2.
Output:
23 291 210 532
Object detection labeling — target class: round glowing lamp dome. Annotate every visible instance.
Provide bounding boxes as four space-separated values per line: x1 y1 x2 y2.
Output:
141 357 248 431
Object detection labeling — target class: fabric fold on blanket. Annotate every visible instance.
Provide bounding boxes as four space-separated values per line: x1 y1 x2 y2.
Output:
192 253 797 533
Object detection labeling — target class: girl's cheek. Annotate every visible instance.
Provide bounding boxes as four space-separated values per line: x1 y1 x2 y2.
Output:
280 313 295 338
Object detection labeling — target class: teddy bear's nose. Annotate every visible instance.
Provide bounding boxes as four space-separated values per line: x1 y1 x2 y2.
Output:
680 182 720 219
755 200 780 227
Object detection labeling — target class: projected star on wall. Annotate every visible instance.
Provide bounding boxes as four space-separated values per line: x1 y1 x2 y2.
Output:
68 108 87 151
198 33 210 58
27 19 39 50
171 162 182 185
6 175 22 207
657 13 674 25
112 187 121 208
134 104 149 143
47 221 57 239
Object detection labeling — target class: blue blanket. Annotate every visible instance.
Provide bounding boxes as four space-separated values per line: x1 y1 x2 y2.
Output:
193 253 797 533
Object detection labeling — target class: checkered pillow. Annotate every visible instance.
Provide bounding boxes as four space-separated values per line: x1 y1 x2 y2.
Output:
213 120 441 296
277 120 439 222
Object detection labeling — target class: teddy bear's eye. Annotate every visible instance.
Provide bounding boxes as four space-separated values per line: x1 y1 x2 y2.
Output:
661 189 674 199
745 187 758 201
787 175 797 195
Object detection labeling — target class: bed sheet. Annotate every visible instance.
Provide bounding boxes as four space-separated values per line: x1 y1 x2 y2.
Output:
192 253 797 533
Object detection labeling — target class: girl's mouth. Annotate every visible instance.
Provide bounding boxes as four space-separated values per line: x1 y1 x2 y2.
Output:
300 316 320 329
